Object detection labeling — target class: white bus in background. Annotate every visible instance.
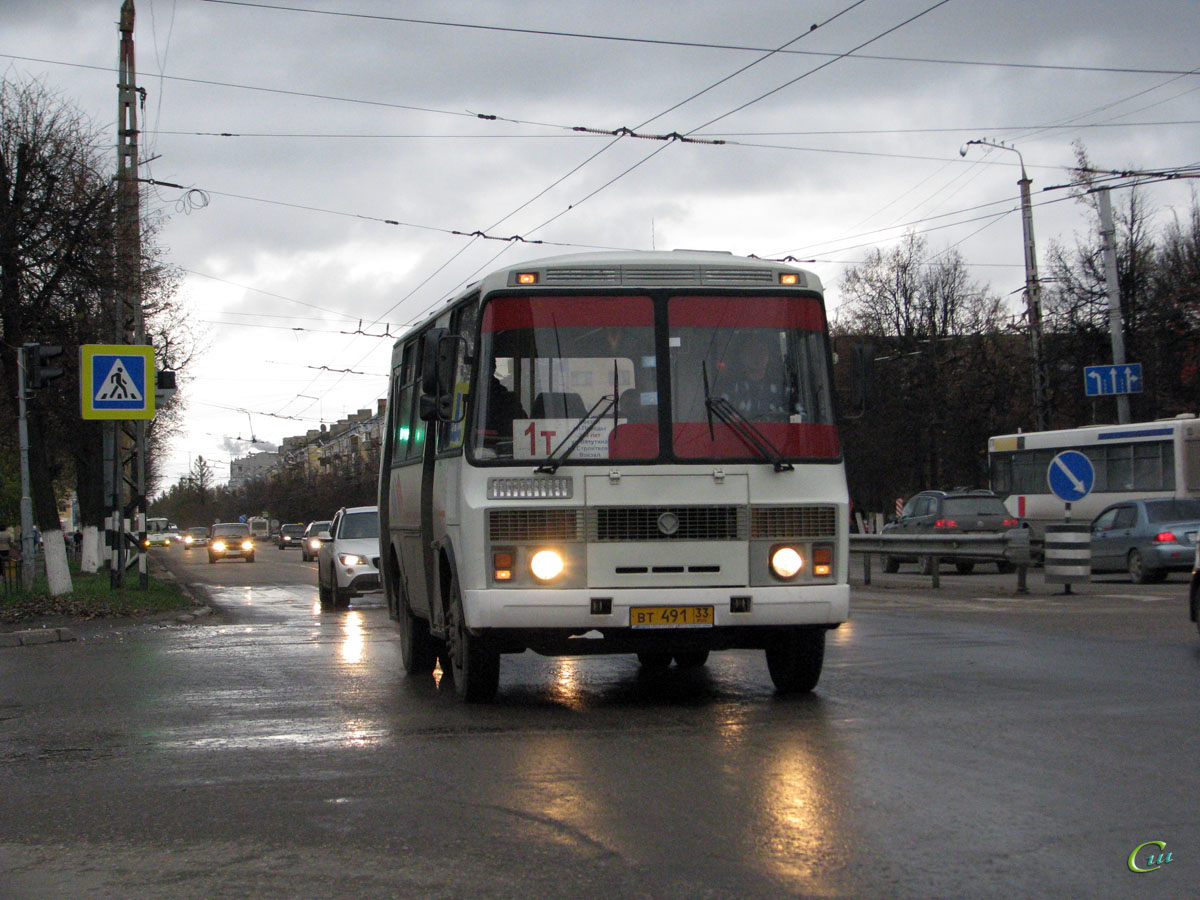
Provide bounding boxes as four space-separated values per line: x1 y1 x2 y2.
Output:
380 250 849 702
144 517 176 547
247 517 270 542
988 414 1200 535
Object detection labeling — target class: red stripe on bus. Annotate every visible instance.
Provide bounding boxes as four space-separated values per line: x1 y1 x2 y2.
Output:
669 296 827 330
482 296 653 331
607 422 841 460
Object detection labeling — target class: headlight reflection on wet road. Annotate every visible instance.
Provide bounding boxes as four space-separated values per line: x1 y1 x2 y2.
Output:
341 612 365 665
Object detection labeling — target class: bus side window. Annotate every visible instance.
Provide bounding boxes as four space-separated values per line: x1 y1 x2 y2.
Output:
440 301 477 452
400 339 425 463
389 344 414 465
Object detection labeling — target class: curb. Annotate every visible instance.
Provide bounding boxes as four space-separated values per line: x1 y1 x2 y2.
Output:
0 627 78 647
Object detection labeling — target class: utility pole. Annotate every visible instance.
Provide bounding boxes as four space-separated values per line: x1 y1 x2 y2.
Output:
113 0 148 587
1096 187 1130 424
961 139 1049 431
17 348 36 590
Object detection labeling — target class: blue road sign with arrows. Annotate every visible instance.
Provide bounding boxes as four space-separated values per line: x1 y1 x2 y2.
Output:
1047 450 1095 503
1085 363 1142 397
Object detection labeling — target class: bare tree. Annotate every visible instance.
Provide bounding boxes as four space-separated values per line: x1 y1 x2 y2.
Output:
0 77 194 589
0 78 119 593
834 233 1013 509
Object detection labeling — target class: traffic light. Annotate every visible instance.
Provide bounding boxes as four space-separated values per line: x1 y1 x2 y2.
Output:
24 343 64 390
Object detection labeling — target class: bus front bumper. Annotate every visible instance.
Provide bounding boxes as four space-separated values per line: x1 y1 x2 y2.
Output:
462 584 849 631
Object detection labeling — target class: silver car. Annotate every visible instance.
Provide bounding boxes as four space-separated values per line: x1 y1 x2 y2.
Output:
1090 498 1200 583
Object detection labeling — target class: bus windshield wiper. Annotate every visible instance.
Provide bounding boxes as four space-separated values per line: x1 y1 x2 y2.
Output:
536 364 622 475
535 394 617 474
701 364 794 472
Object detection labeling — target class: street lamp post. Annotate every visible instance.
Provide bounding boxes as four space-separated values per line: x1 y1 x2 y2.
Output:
961 139 1049 431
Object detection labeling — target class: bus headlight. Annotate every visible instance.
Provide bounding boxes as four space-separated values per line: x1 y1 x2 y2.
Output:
770 545 804 579
529 549 565 582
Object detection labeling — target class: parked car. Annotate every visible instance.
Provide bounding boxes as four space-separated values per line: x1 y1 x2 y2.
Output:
316 506 380 609
1089 498 1200 584
182 526 210 549
881 489 1020 574
208 522 256 564
277 523 305 549
301 520 330 562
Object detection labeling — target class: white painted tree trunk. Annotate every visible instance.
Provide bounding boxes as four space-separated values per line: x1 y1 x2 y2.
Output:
43 529 73 596
81 525 102 574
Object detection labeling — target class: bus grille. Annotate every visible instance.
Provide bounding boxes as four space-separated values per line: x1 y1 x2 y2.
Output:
488 508 584 542
588 506 746 541
702 267 777 285
542 267 621 285
751 506 838 538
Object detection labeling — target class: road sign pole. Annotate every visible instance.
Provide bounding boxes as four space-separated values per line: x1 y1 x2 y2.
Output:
1098 188 1130 424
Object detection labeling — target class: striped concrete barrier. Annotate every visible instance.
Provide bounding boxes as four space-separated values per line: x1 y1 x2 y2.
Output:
1044 524 1091 585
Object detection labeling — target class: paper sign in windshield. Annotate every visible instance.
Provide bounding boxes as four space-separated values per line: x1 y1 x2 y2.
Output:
513 418 621 460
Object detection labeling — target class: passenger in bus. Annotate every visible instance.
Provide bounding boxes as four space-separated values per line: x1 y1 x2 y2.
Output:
720 333 790 420
484 366 526 440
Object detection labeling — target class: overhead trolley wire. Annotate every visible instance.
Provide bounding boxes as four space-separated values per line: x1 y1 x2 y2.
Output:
194 3 1200 80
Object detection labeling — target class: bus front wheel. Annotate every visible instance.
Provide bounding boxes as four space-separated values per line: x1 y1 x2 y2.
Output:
446 584 499 702
765 626 825 694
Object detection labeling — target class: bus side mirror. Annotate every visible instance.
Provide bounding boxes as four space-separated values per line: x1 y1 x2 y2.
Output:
418 329 465 422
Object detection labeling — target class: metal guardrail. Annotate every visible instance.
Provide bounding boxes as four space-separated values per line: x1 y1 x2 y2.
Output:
849 530 1033 591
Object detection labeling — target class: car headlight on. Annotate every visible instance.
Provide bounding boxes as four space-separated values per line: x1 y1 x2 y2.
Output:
184 536 194 545
213 540 227 552
241 540 254 551
309 538 321 550
529 548 565 582
339 553 367 567
770 545 804 580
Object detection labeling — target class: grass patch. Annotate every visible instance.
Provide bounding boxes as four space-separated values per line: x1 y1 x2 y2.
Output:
0 560 196 624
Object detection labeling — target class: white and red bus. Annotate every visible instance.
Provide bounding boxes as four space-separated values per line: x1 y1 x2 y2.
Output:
379 250 848 701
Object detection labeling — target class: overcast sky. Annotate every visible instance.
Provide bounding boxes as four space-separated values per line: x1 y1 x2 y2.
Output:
5 0 1199 489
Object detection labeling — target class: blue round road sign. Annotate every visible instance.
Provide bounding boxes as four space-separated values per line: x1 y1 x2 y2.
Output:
1047 450 1095 503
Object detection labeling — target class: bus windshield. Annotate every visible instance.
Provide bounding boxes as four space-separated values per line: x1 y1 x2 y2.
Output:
470 293 839 464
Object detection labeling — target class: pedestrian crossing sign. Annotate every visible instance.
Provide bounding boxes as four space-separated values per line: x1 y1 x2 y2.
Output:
80 344 156 420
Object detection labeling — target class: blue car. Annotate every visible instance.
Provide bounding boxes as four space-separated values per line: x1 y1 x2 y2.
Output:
1090 498 1200 583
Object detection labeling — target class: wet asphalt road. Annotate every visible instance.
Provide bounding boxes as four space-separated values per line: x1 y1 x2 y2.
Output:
1 547 1198 899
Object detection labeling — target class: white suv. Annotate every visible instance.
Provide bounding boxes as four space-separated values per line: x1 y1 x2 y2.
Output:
316 506 380 609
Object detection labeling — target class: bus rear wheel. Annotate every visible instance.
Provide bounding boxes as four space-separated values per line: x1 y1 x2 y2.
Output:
765 626 825 694
446 584 499 702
